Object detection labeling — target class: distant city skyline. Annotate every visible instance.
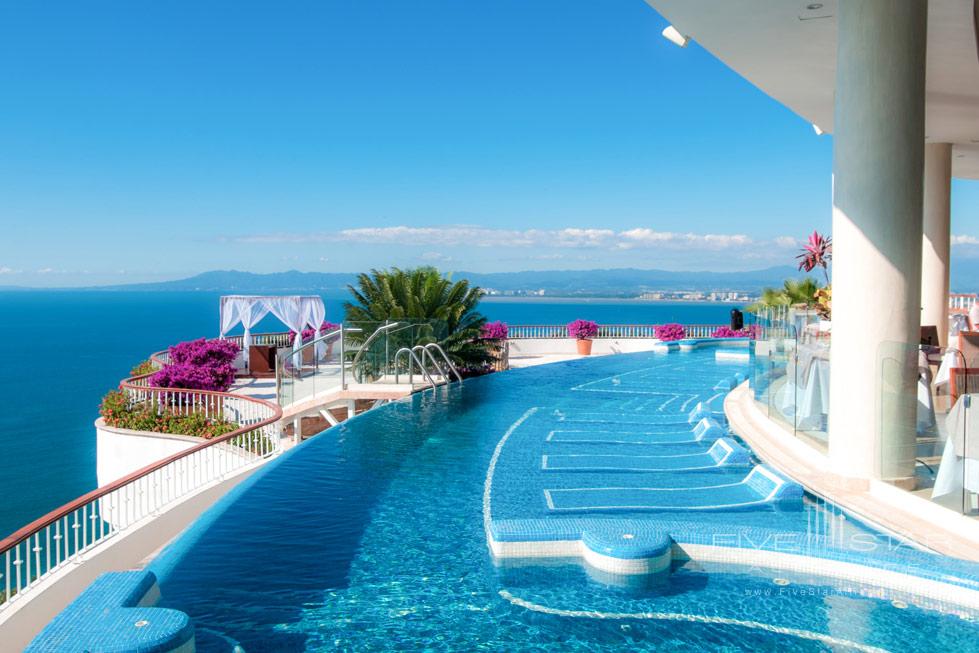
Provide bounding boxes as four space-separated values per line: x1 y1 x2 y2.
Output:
2 1 978 287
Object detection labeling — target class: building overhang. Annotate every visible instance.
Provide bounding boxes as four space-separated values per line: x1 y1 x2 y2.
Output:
645 0 979 179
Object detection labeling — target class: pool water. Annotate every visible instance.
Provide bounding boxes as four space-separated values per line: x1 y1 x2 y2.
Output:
150 350 979 652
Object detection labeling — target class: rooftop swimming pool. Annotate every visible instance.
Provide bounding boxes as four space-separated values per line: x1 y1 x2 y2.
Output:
149 350 979 652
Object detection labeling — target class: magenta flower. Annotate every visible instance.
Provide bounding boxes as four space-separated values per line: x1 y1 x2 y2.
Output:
152 338 240 392
567 319 599 340
712 325 759 339
655 323 686 341
481 321 509 340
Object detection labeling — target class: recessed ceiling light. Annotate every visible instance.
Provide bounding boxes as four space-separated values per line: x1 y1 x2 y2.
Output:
807 3 824 9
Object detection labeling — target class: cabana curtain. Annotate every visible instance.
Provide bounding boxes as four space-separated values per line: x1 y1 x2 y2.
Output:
219 295 328 367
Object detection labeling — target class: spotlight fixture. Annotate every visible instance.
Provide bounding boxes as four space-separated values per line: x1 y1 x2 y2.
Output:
661 25 689 48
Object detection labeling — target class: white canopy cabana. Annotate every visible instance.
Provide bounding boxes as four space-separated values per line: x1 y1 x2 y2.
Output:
219 295 328 367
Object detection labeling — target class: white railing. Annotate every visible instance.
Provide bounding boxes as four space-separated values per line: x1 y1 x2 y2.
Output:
0 351 282 611
950 293 978 312
506 324 726 340
224 331 294 348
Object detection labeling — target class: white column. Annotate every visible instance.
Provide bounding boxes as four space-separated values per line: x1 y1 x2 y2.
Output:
921 143 953 346
828 0 928 486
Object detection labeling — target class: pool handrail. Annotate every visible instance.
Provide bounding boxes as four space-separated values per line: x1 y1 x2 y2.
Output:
423 343 463 383
393 347 438 390
351 321 402 383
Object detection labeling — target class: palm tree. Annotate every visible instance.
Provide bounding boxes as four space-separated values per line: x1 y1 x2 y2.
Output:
747 278 821 313
344 267 493 370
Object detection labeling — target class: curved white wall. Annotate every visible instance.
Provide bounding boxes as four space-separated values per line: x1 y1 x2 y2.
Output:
96 420 198 487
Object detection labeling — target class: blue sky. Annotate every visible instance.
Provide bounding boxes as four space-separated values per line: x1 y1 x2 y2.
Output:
1 0 977 287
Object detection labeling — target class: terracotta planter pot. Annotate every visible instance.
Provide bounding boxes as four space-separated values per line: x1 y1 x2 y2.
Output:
576 339 593 355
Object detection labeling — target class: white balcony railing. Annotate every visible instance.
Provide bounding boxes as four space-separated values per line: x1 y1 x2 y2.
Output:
506 324 726 340
0 348 282 612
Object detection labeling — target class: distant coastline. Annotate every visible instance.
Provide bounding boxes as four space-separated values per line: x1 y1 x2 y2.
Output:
481 296 743 305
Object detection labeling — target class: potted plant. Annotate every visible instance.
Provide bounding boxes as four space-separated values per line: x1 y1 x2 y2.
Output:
568 319 599 355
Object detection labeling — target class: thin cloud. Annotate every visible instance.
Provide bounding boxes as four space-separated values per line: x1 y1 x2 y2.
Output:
232 225 771 252
952 235 979 246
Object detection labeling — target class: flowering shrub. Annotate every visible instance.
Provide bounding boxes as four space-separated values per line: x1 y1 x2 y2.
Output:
100 390 238 439
151 361 237 392
167 338 240 367
129 359 156 377
567 319 599 340
290 321 342 344
481 321 509 340
151 338 240 392
655 323 686 341
712 325 759 339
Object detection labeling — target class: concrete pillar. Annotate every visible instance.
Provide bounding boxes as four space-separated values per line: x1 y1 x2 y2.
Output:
828 0 928 485
921 143 953 346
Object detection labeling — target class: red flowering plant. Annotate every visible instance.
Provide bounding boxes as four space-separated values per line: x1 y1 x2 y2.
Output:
480 321 509 340
655 323 686 341
567 319 599 340
99 390 238 439
796 230 832 284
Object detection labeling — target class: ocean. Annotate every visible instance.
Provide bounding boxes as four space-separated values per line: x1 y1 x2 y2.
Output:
0 291 739 536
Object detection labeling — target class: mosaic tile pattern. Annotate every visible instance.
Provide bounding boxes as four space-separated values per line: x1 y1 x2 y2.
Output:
26 571 194 653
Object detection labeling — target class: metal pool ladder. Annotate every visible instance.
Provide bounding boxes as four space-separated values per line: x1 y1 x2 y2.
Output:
394 347 439 389
423 343 463 383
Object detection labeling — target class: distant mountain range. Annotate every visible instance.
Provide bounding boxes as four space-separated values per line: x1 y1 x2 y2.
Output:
89 266 805 296
5 260 979 295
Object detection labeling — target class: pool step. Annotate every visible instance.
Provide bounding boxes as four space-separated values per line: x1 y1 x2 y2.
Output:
25 571 194 653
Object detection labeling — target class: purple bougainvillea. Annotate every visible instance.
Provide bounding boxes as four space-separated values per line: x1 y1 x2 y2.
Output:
290 321 342 344
567 319 599 340
655 323 686 341
150 361 237 392
481 321 509 340
167 338 240 367
713 325 760 339
152 338 240 392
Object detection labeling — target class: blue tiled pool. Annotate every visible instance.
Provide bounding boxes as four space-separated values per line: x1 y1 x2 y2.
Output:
150 350 979 652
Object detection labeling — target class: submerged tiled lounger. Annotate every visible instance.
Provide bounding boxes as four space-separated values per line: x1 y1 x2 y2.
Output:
25 571 194 653
541 437 751 472
489 466 805 575
486 373 807 578
543 465 802 513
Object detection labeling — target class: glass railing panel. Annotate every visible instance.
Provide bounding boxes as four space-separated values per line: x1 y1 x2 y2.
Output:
276 329 345 406
901 341 979 515
346 320 448 385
